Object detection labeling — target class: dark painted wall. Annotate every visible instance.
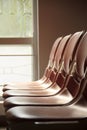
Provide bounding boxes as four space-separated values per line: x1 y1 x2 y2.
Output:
39 0 87 77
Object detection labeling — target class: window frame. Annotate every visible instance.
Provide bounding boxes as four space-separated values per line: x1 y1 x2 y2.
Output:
0 0 39 81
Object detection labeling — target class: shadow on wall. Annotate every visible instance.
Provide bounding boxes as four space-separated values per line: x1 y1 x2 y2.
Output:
39 0 87 77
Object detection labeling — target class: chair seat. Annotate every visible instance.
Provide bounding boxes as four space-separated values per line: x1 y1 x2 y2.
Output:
4 89 73 109
6 104 87 121
3 83 61 98
3 77 53 91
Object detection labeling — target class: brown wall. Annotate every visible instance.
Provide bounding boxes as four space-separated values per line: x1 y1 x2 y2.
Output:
39 0 87 77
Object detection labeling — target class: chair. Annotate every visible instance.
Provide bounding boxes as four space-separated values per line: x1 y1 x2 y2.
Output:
3 31 83 98
3 36 62 91
3 31 85 111
5 32 87 130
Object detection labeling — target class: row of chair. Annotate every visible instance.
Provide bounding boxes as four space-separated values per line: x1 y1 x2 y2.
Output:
3 31 87 130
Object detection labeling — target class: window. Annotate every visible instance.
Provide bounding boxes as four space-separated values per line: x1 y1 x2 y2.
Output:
0 0 38 86
0 0 33 37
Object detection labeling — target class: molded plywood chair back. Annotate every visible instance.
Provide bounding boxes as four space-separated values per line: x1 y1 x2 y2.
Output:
3 34 72 98
3 31 84 99
3 37 62 91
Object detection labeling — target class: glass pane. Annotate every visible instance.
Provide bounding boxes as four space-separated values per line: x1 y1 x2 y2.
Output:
0 44 34 85
0 55 34 84
0 44 33 55
0 0 33 37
